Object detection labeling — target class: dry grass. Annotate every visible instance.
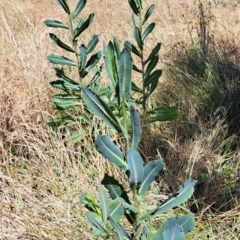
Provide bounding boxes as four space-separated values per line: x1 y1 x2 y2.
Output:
1 0 240 239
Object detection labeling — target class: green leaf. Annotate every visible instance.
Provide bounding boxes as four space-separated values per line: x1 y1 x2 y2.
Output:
103 41 118 89
95 136 128 172
86 212 108 235
74 13 94 39
86 34 99 54
124 40 141 58
145 43 161 64
113 37 121 59
145 73 160 100
47 54 76 66
142 22 155 42
56 0 70 14
81 51 101 78
88 64 104 91
142 4 155 25
135 0 142 9
53 94 80 109
81 88 121 132
74 18 84 30
132 82 142 93
101 174 128 200
163 225 186 240
109 217 131 240
128 0 139 15
130 106 141 149
134 27 143 50
152 214 195 240
49 33 74 52
79 44 87 71
51 68 80 91
44 19 69 29
80 192 101 215
50 79 80 92
144 56 159 79
132 13 137 27
144 70 162 87
127 149 144 190
98 187 110 224
71 0 86 19
154 179 197 215
66 130 85 143
118 48 133 103
133 64 142 73
147 106 179 123
109 198 125 222
138 160 164 200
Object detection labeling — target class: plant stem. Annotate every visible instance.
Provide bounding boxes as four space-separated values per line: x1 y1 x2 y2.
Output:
68 14 81 81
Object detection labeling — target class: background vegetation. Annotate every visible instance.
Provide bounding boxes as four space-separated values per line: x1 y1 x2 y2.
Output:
1 0 240 239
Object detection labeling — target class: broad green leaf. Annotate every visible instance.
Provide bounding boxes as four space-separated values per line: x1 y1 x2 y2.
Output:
145 43 161 64
152 214 194 240
142 5 155 25
103 41 118 89
98 187 110 224
142 22 155 42
134 27 143 50
154 179 197 215
71 0 86 19
144 70 162 87
147 106 179 123
127 149 144 190
86 212 108 235
79 44 87 71
49 33 74 52
80 192 101 215
124 40 141 58
86 34 99 54
101 174 128 200
81 88 121 132
109 217 131 240
81 51 101 78
95 136 128 171
66 130 85 143
118 48 133 103
53 94 80 109
163 225 186 240
47 54 76 66
130 106 141 149
44 19 69 29
128 0 139 15
56 0 70 14
74 13 94 39
144 56 159 79
109 198 125 222
138 159 164 200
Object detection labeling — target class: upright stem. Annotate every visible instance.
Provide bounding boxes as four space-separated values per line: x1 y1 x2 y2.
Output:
68 14 81 81
122 97 130 151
